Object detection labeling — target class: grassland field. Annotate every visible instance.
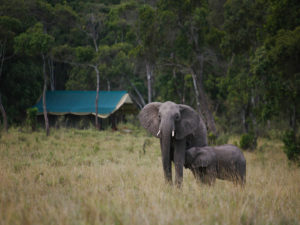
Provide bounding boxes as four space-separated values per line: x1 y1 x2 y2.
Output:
0 125 299 225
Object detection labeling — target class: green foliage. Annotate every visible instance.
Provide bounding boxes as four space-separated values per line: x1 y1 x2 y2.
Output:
51 44 75 61
208 132 230 146
65 67 95 90
251 27 300 125
282 130 300 164
53 4 78 31
14 23 54 55
2 60 42 123
215 133 230 145
0 16 22 35
265 0 300 35
75 46 95 62
240 132 257 151
26 107 38 131
208 132 217 145
0 0 299 135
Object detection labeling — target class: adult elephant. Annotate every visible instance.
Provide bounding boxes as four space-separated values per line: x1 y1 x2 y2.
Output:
139 101 207 187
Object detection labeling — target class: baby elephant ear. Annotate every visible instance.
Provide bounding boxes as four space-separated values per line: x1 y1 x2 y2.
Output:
176 104 200 139
138 102 161 137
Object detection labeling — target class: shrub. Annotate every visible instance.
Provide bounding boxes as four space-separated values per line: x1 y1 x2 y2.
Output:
216 133 230 145
78 117 93 129
208 132 217 145
26 107 38 131
282 130 300 164
208 132 230 146
240 132 257 150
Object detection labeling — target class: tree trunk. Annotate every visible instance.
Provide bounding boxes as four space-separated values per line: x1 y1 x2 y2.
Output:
107 79 111 91
241 108 248 133
172 68 183 102
146 62 153 103
42 54 49 136
130 94 143 109
94 66 100 130
290 103 297 134
0 41 8 132
191 71 202 113
93 37 99 53
198 85 217 136
0 93 8 132
48 57 55 91
129 79 146 108
250 95 258 136
190 54 217 136
182 74 186 104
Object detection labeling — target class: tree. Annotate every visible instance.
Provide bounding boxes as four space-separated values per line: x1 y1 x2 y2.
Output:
132 5 160 104
1 0 298 137
53 43 108 129
0 16 21 132
104 1 146 107
14 23 54 136
220 0 266 134
153 0 221 135
70 2 110 129
249 0 300 143
252 27 300 133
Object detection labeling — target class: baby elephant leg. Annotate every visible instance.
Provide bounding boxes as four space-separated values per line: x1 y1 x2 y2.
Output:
237 162 246 187
194 167 216 185
204 166 216 185
230 170 246 187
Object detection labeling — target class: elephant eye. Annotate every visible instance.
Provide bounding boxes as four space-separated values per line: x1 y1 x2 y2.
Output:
175 114 180 121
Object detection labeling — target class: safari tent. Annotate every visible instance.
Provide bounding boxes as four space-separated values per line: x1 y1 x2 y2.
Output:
33 90 137 128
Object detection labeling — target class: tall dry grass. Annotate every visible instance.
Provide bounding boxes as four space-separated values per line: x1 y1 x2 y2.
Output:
0 127 299 225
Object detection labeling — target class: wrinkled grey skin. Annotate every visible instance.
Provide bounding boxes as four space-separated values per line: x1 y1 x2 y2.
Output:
139 101 207 187
185 144 246 186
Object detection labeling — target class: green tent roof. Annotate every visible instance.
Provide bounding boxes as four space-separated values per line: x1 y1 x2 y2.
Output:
33 90 133 118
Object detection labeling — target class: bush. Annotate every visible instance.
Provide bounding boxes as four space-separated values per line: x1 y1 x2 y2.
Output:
78 117 93 129
208 132 230 146
208 132 217 145
282 130 300 164
216 133 230 145
240 132 257 150
26 107 38 131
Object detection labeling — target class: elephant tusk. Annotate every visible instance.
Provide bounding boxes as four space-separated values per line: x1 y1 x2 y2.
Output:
172 130 175 137
157 130 161 137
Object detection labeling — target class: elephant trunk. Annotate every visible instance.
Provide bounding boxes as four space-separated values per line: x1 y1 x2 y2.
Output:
159 119 175 183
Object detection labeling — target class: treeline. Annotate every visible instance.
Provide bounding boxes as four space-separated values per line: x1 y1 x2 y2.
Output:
0 0 299 138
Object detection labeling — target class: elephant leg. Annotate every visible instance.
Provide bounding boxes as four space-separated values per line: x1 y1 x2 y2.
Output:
191 169 199 180
174 138 186 188
191 169 204 183
205 166 216 185
195 167 215 185
203 175 216 185
160 139 172 184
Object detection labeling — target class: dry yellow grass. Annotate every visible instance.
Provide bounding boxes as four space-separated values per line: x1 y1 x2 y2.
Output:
0 127 299 225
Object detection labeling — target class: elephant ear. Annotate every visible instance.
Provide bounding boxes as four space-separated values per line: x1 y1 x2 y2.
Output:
138 102 162 137
192 148 214 168
176 104 200 139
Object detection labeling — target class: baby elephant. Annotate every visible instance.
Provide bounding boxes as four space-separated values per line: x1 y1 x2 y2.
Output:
184 144 246 186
